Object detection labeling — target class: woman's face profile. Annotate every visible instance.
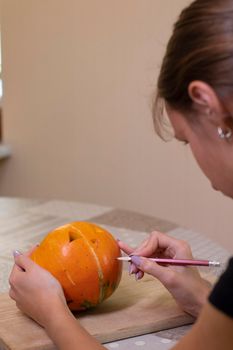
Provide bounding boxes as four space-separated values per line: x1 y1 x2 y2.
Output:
166 105 233 198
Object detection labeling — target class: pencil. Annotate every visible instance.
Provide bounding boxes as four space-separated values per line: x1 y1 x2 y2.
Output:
117 256 220 267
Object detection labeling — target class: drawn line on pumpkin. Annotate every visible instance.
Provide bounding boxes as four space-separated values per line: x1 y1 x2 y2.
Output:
64 269 76 286
74 226 105 304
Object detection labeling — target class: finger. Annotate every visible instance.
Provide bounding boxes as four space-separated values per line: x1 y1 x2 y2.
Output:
131 232 167 256
129 262 139 275
117 241 140 275
13 251 35 271
117 240 134 255
12 251 25 271
9 287 16 301
135 270 144 280
131 255 175 286
9 265 16 287
9 262 25 289
118 236 160 275
132 231 187 258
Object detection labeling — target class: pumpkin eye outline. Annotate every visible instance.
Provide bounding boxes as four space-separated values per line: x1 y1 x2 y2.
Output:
68 231 82 243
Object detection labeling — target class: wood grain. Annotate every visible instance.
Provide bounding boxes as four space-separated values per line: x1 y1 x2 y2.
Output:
0 272 195 350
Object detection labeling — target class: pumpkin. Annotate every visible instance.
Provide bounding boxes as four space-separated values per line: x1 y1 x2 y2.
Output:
30 222 123 311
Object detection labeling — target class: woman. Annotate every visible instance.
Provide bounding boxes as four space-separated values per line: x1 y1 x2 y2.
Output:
9 0 233 349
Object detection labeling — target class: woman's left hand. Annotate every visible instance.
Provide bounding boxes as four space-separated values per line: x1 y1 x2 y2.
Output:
9 248 69 328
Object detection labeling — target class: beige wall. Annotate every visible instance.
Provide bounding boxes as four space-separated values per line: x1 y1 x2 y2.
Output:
1 0 233 250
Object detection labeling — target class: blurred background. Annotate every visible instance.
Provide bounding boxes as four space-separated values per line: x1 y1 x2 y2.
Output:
0 0 233 250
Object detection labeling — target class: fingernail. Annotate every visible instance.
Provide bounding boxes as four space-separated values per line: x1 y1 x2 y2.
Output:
135 272 140 281
13 250 22 257
128 263 134 275
131 255 141 267
137 270 143 280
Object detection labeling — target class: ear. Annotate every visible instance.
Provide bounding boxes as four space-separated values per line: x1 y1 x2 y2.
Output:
188 81 227 126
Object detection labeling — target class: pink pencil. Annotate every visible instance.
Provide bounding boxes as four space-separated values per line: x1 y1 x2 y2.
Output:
117 256 220 267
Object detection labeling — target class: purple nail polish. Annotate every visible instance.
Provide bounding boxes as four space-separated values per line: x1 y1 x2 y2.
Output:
137 271 143 280
131 255 141 267
13 250 22 257
129 263 135 275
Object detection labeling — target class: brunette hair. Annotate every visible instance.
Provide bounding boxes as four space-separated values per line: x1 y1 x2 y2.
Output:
154 0 233 138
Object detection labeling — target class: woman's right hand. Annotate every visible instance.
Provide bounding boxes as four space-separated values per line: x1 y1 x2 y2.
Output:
118 231 211 318
9 250 70 328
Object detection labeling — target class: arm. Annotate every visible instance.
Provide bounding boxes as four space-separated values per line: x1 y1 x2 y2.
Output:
172 302 233 350
45 304 104 350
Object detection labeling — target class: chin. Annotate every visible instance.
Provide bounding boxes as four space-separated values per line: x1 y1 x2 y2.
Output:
215 186 233 199
211 183 219 191
220 189 233 199
211 182 233 198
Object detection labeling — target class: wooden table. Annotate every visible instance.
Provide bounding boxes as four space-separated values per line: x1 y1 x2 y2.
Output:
0 197 230 350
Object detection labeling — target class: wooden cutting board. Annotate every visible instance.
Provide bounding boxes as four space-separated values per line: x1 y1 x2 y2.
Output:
0 271 196 350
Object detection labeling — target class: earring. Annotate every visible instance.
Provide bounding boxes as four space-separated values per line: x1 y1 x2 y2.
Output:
217 127 232 140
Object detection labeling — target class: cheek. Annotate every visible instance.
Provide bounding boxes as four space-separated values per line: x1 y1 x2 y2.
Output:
189 142 231 195
188 141 217 183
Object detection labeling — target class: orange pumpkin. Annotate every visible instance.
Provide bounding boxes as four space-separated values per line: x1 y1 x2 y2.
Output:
30 222 123 311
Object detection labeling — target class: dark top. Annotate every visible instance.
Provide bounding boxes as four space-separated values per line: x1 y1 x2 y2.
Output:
209 257 233 318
